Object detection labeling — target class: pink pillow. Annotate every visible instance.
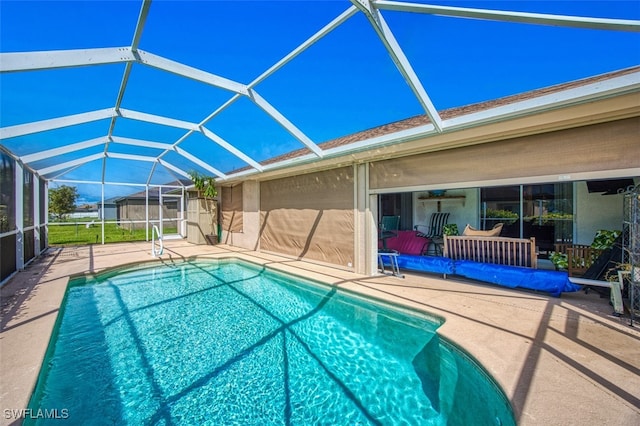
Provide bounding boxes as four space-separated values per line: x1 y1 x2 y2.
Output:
381 231 429 255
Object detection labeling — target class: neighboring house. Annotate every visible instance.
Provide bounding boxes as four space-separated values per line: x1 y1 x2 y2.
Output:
114 185 184 231
98 198 117 221
68 203 99 219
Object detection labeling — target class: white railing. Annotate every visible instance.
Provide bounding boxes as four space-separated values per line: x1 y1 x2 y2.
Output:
151 225 163 257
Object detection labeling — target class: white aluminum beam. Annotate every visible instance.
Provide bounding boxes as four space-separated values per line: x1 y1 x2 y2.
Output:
50 164 84 181
174 146 228 180
38 153 104 176
158 159 190 179
198 94 243 126
0 108 115 140
375 1 640 32
179 7 356 132
147 125 226 184
146 162 159 186
131 0 152 51
118 108 199 131
249 90 323 157
200 126 264 172
52 178 183 188
111 136 173 150
20 137 106 163
107 152 157 162
137 50 249 95
104 0 153 189
352 0 443 132
108 62 134 137
107 0 152 138
52 178 102 186
192 6 358 128
151 5 358 179
250 5 359 88
0 47 135 73
160 169 183 188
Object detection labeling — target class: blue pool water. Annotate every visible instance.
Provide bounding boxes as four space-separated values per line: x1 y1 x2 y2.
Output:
28 259 515 425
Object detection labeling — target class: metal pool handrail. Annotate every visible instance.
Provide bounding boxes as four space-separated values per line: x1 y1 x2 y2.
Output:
152 225 163 257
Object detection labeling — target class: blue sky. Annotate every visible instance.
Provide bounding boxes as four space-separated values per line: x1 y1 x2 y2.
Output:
1 0 639 203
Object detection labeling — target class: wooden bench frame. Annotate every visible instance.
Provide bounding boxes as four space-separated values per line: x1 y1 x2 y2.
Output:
443 235 538 268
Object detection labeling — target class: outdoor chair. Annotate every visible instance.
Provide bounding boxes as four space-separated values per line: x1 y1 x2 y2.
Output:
415 212 450 255
553 243 603 278
566 246 603 277
379 215 400 249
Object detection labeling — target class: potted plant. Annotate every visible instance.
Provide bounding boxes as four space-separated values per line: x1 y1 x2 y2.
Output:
485 208 519 225
188 171 218 244
190 171 217 199
443 223 459 236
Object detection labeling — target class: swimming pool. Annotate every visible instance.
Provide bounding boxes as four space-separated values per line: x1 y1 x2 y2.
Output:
28 259 515 425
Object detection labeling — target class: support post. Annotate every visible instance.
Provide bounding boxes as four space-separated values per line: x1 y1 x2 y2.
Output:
15 163 24 271
34 176 40 256
145 186 149 241
101 183 105 244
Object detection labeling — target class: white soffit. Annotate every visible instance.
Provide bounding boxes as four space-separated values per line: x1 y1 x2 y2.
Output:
443 71 640 130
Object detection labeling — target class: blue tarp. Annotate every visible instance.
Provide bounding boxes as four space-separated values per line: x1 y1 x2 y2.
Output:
381 254 581 297
453 260 581 297
395 254 455 275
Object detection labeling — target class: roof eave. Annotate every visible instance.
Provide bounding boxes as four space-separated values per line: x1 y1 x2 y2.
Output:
220 68 640 183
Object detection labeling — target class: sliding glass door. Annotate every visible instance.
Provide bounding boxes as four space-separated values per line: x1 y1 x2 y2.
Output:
481 183 573 256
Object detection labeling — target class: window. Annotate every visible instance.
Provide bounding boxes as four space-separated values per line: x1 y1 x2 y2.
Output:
379 193 413 231
23 170 34 227
0 151 15 233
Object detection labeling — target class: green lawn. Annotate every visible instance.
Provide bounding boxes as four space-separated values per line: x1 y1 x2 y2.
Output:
48 222 177 246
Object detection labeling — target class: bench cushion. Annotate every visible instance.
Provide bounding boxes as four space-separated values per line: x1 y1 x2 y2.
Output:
462 223 503 236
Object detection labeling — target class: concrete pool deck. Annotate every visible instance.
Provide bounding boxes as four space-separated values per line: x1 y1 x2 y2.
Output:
1 240 638 425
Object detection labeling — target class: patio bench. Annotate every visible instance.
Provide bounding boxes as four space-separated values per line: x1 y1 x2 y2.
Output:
443 235 538 268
